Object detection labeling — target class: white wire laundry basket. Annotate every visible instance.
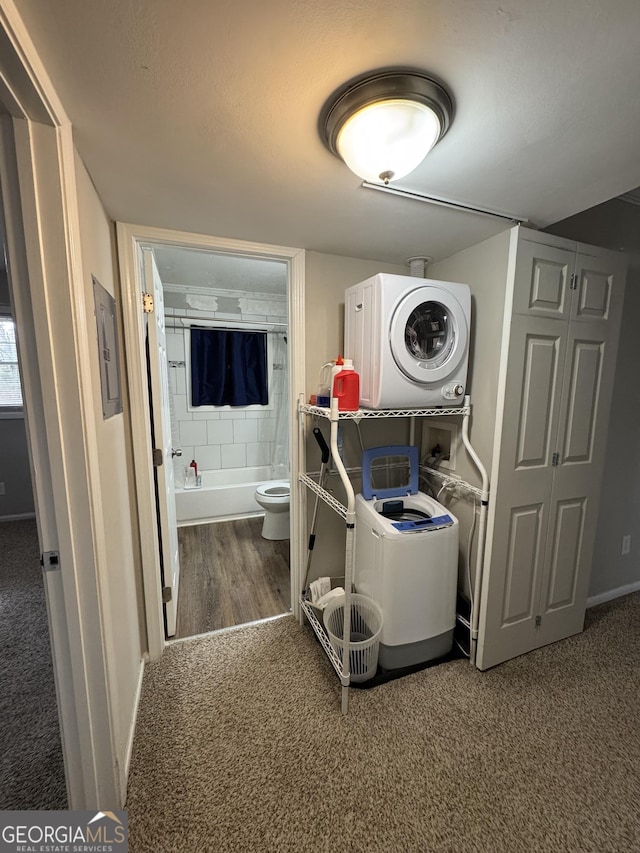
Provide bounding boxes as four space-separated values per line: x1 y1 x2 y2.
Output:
323 594 383 683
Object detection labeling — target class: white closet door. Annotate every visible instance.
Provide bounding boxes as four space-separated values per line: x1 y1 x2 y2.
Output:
537 253 626 647
512 239 574 320
477 315 567 670
570 251 617 324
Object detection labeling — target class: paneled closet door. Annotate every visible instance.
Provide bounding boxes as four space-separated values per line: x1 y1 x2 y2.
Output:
512 239 575 320
476 315 567 670
537 253 626 648
570 251 617 325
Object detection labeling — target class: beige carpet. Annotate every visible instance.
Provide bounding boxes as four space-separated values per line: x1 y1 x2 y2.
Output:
0 519 67 809
127 595 640 852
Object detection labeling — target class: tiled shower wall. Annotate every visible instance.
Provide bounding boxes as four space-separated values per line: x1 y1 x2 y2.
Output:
163 285 288 484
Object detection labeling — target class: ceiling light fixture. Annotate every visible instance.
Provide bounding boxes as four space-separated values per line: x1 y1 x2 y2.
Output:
320 69 453 185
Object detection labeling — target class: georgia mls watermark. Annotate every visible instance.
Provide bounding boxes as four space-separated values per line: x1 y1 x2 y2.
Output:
0 811 128 853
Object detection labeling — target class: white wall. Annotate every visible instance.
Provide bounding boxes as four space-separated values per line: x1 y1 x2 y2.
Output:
545 200 640 599
73 151 144 795
429 228 512 482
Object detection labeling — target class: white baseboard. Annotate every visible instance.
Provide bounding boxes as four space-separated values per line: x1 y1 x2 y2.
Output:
120 657 145 805
0 512 37 522
587 580 640 609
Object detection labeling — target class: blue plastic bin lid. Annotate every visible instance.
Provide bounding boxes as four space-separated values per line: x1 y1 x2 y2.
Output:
361 445 419 500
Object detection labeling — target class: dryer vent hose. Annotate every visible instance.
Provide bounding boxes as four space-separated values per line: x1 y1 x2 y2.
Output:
406 256 432 278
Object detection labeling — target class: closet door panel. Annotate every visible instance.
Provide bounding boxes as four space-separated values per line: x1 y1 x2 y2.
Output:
476 315 566 670
501 503 545 624
512 240 574 320
538 318 621 648
561 339 603 464
571 252 618 323
544 497 585 611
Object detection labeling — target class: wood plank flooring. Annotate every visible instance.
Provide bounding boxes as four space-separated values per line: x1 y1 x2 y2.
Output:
175 516 290 639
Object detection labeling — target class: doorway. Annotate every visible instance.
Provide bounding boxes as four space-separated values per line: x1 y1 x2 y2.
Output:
0 284 66 808
117 224 305 658
150 244 292 639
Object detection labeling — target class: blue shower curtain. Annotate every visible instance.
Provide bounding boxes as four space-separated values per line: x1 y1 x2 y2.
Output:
191 328 268 406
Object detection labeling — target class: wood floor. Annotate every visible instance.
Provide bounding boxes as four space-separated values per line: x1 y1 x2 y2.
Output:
175 516 290 639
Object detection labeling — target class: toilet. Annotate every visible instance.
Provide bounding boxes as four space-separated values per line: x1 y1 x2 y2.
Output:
254 481 290 540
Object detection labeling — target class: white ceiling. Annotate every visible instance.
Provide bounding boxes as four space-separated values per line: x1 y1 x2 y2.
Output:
152 245 287 294
13 0 640 264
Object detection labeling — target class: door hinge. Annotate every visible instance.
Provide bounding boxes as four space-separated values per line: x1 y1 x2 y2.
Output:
552 451 560 467
152 448 164 467
535 615 542 628
570 274 578 290
162 586 172 603
142 292 154 313
41 550 60 572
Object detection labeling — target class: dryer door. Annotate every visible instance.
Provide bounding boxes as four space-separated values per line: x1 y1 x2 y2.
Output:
389 285 469 384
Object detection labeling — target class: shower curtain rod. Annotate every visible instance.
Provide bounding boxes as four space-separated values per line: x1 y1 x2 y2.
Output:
165 315 288 331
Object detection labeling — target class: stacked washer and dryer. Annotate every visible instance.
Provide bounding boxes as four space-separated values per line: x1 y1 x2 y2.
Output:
343 273 472 669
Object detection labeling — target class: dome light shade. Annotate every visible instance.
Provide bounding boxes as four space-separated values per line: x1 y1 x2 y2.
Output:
336 99 441 183
320 70 453 185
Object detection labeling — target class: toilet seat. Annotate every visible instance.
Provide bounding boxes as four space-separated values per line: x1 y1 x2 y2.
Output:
256 481 290 502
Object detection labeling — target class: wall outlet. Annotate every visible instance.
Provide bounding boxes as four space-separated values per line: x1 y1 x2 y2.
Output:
622 534 631 556
0 482 5 495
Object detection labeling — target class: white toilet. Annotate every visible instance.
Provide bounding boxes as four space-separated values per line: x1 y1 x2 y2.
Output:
254 481 290 540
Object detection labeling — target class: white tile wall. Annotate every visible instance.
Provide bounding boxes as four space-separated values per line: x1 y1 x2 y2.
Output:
193 445 221 470
233 419 258 443
221 444 247 468
165 296 287 481
207 420 234 445
179 420 207 446
246 442 272 466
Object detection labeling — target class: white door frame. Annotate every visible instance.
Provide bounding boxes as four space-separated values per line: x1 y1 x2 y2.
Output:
117 222 305 659
0 1 119 807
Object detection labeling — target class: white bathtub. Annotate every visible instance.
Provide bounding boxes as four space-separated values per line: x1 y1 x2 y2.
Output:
174 465 272 526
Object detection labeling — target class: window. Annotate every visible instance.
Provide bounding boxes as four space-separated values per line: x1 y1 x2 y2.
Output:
0 314 23 410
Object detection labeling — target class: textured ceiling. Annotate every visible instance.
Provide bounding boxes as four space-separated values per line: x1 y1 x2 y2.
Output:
12 0 640 263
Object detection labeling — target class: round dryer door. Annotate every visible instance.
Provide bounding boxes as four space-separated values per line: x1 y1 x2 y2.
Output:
389 285 469 384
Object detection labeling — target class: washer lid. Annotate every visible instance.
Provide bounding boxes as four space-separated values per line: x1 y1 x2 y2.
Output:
390 285 469 384
361 445 419 500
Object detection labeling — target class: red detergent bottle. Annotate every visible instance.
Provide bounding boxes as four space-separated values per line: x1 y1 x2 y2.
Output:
332 359 360 411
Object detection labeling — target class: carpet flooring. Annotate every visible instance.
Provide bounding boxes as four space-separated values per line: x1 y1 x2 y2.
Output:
0 519 67 809
126 593 640 852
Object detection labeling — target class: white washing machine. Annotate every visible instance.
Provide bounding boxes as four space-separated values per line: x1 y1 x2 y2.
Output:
345 273 471 409
354 446 459 670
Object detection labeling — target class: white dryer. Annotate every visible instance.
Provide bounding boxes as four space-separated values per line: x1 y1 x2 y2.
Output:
345 273 471 409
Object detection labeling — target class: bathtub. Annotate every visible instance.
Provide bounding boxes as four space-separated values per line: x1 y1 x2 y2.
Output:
174 465 272 526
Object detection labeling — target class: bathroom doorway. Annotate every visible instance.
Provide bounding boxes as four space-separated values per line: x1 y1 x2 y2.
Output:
118 224 305 656
152 245 292 638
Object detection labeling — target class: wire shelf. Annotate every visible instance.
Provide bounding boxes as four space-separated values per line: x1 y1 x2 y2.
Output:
299 473 348 518
300 403 471 419
300 598 348 683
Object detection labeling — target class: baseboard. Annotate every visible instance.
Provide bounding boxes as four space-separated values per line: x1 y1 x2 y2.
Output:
587 580 640 609
0 512 36 522
120 657 145 805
